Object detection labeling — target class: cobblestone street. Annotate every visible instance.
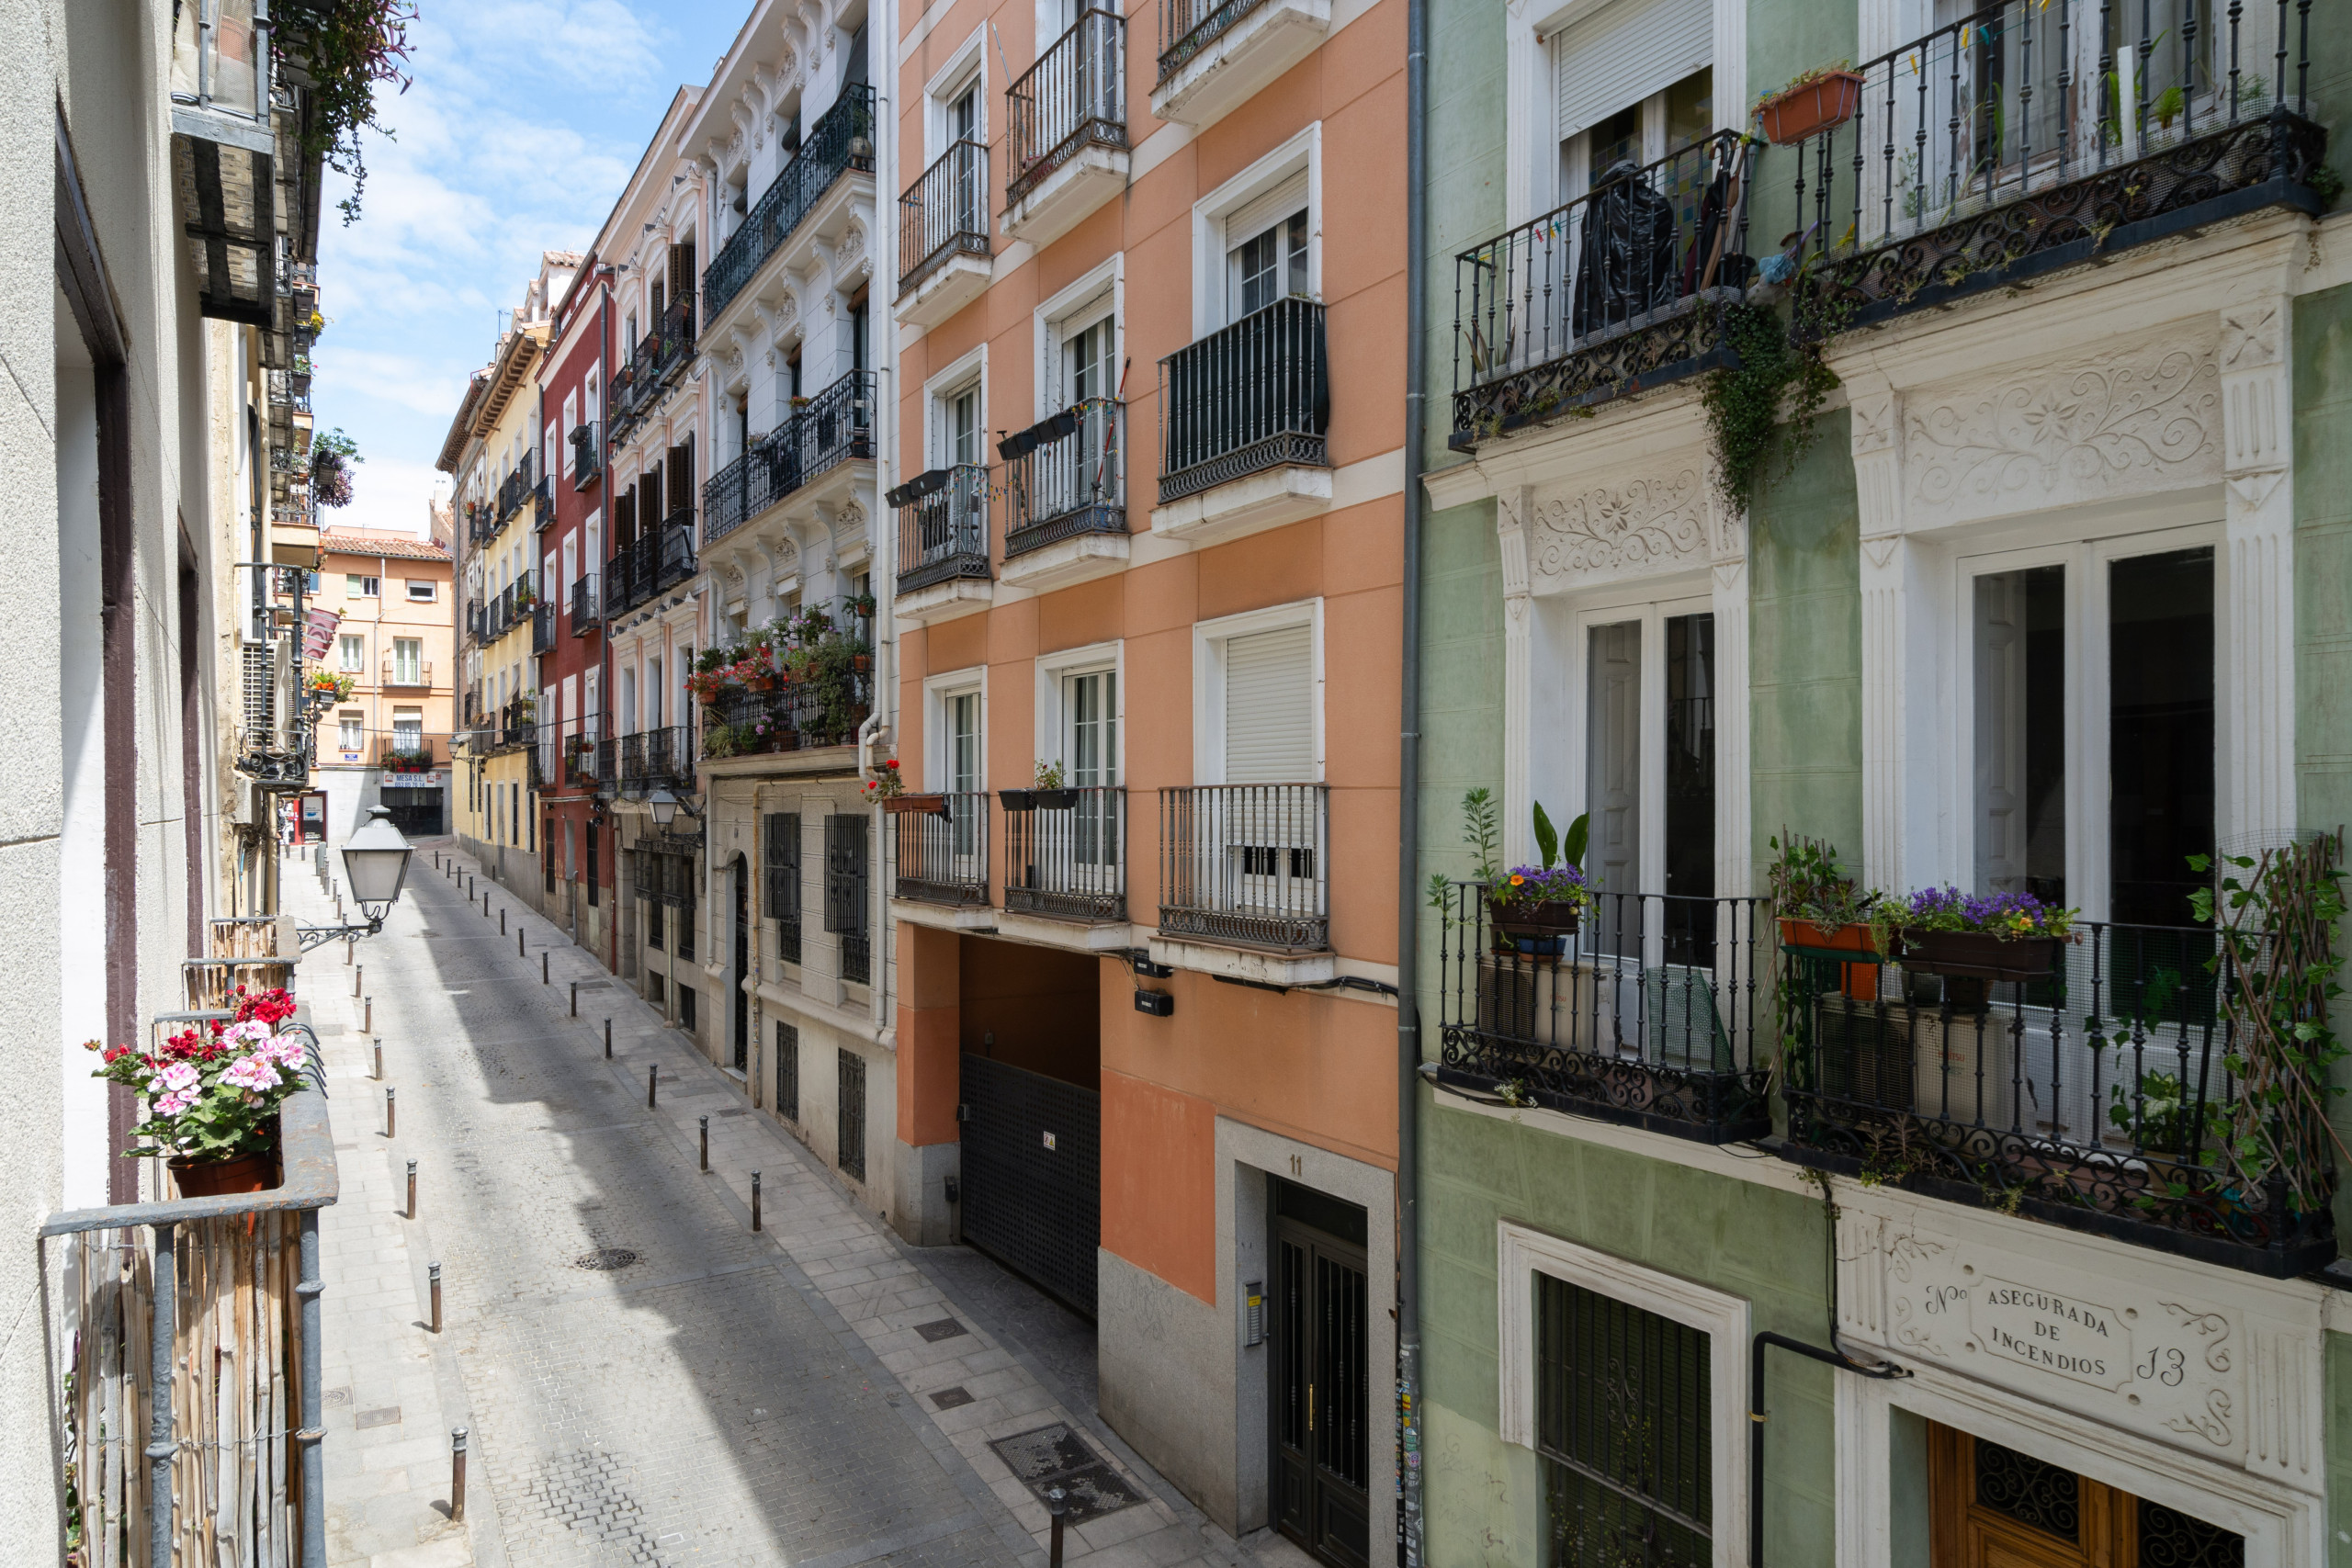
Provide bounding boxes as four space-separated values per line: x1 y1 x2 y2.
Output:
297 845 1275 1568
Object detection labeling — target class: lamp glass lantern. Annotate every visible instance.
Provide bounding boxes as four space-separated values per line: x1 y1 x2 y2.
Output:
648 788 680 828
342 805 415 916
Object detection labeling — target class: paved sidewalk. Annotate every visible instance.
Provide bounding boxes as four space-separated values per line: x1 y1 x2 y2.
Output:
294 843 1271 1568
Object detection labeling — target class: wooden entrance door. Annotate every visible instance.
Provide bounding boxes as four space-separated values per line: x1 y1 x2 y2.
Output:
1927 1423 2243 1568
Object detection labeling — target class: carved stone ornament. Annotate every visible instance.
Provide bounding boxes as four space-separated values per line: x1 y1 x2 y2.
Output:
1525 468 1709 586
2220 303 2283 371
1906 337 2221 523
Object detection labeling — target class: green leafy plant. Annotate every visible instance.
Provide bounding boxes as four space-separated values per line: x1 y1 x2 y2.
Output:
1753 60 1854 116
1701 304 1838 515
311 428 361 508
1767 833 1877 926
1035 758 1067 790
1427 786 1502 919
274 0 417 224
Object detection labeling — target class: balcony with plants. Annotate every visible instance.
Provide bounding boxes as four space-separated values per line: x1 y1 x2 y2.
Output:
702 86 876 325
1773 832 2346 1279
688 604 876 766
609 292 697 443
891 792 992 909
1003 765 1126 936
1155 296 1330 545
1004 8 1129 244
898 139 992 327
1429 793 1772 1144
891 464 993 625
1151 0 1330 130
1767 1 2330 337
1001 399 1127 590
1449 130 1757 451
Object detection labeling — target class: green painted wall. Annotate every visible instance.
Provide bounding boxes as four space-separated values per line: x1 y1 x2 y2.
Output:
1419 1104 1841 1565
2294 282 2352 846
1747 408 1865 891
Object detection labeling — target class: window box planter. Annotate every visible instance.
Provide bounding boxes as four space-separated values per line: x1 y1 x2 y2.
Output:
170 1141 280 1198
1778 917 1879 1001
1034 788 1080 810
884 793 950 818
998 788 1038 811
1487 897 1580 961
1892 929 2067 983
1756 70 1864 145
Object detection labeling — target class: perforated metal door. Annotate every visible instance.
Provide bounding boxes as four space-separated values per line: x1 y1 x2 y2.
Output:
958 1054 1100 1316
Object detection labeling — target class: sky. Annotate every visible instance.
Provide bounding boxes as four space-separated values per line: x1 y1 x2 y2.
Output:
313 1 746 536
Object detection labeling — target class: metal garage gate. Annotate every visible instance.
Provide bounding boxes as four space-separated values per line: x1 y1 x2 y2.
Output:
958 1054 1100 1316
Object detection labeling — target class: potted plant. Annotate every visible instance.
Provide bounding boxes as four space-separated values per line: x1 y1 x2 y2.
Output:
1769 833 1882 999
87 987 309 1197
1755 62 1865 146
1035 759 1079 810
1485 803 1593 961
1874 886 2076 1005
866 758 947 816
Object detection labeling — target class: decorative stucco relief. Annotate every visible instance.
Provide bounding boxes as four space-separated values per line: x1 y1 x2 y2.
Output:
1905 334 2221 525
1526 466 1709 588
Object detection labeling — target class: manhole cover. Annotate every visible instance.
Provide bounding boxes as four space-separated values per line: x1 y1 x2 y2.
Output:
573 1248 639 1271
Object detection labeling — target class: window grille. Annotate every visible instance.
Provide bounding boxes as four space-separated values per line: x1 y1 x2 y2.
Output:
776 1021 800 1122
837 1048 866 1181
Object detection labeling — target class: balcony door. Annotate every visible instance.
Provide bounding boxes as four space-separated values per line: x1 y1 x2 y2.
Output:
1226 177 1308 323
1064 669 1117 883
948 81 983 234
1224 624 1316 918
947 689 983 874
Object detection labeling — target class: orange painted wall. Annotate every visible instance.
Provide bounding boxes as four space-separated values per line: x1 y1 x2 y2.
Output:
896 922 962 1147
1100 1071 1218 1304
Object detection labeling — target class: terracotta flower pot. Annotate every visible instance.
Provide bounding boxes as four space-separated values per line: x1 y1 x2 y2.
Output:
1778 917 1880 1001
1487 897 1580 961
170 1148 280 1198
1757 71 1866 146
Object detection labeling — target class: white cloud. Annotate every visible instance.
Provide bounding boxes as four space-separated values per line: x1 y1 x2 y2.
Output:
324 457 448 539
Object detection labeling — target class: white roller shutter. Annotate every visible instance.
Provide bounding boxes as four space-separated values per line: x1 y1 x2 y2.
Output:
1554 0 1712 144
1223 625 1313 784
1225 171 1310 249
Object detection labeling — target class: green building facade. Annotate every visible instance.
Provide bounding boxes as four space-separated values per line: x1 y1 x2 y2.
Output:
1413 1 2352 1562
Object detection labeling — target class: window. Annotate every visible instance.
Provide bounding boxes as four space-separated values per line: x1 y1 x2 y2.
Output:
677 866 696 961
1964 542 2214 928
338 633 365 672
948 691 981 794
545 419 560 479
766 811 803 951
823 815 869 937
680 986 696 1032
1065 669 1117 788
347 574 379 598
1224 625 1312 784
406 580 436 603
648 659 664 728
946 383 981 467
337 711 363 751
392 637 423 685
776 1021 800 1122
561 393 579 473
837 1048 866 1182
1228 198 1307 320
1580 607 1715 904
392 707 423 750
1550 0 1712 198
1535 1274 1712 1564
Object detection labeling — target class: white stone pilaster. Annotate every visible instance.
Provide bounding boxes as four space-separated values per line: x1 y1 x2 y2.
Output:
1497 485 1533 871
1849 378 1912 890
2218 295 2297 843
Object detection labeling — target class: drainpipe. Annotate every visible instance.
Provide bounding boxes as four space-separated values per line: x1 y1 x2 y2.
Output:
1396 0 1430 1552
860 40 897 1042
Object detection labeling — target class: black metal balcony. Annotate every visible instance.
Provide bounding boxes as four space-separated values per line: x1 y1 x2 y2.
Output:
1783 0 2325 334
532 600 556 655
1156 0 1281 81
593 736 616 792
704 87 876 320
1433 884 1770 1145
1158 784 1328 951
894 793 991 906
1004 399 1125 558
899 139 991 297
464 596 484 644
702 667 873 759
1779 919 2334 1276
532 472 553 530
571 573 602 636
564 733 603 788
571 421 602 489
703 372 876 547
498 453 536 521
1005 786 1125 920
1159 297 1328 503
1008 9 1127 207
605 523 697 616
1450 130 1755 450
893 465 992 595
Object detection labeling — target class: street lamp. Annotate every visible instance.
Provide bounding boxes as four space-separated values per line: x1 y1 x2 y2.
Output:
299 806 416 952
647 787 701 829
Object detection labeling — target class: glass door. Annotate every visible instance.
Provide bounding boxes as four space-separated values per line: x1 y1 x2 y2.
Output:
1065 669 1117 885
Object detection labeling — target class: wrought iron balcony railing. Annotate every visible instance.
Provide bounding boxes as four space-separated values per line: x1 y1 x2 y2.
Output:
1157 0 1282 82
1450 130 1755 449
571 421 602 489
532 600 556 655
1433 885 1770 1144
571 573 602 636
379 658 432 689
616 722 697 791
1008 9 1127 207
565 733 603 787
704 87 876 319
47 1026 334 1568
894 792 991 907
1783 0 2324 332
1159 296 1328 503
1158 783 1328 951
605 523 698 616
702 668 874 760
1004 399 1125 558
894 464 992 594
707 369 881 548
899 139 991 297
1780 918 2334 1276
532 472 553 529
1004 785 1125 920
376 733 450 768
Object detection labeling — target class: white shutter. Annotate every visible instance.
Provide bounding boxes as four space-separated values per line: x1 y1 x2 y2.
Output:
1223 625 1312 784
1553 0 1712 144
1225 172 1310 251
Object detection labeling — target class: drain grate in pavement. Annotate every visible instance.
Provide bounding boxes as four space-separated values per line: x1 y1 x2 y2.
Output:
913 1318 968 1343
988 1424 1142 1521
573 1247 639 1271
354 1406 401 1429
931 1386 974 1410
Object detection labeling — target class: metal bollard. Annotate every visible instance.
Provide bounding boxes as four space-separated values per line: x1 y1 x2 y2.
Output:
385 1088 396 1139
345 939 353 966
570 980 578 1017
605 1017 613 1058
1046 1486 1069 1567
450 1428 468 1521
648 1064 658 1108
699 1115 708 1170
500 908 506 936
353 966 363 998
542 950 549 986
752 1170 762 1232
518 929 526 959
373 1037 383 1081
364 996 372 1034
406 1159 417 1219
428 1262 442 1334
